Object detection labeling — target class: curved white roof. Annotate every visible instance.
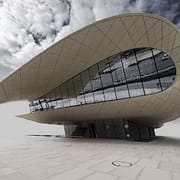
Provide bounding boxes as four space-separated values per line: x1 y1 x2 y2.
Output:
1 13 180 127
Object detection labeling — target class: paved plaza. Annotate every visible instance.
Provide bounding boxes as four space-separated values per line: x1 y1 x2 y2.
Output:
0 136 180 180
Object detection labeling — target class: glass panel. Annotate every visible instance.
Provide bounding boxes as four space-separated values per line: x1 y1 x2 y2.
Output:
122 53 141 83
135 48 152 62
153 49 174 71
138 51 156 77
73 75 85 105
31 100 39 112
56 99 63 108
128 82 144 97
137 49 161 95
98 59 113 88
94 90 104 102
81 70 94 103
115 85 129 99
29 47 176 113
51 100 57 110
81 70 92 93
104 87 116 101
109 54 126 85
143 78 161 95
45 93 52 109
84 92 94 103
67 79 77 106
41 94 49 104
54 87 63 108
49 90 57 109
61 83 70 107
89 64 102 91
40 99 48 110
160 75 175 90
77 94 86 105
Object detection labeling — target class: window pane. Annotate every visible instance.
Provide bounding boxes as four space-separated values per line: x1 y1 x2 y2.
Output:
67 79 77 106
153 49 174 71
61 83 70 107
54 87 63 108
56 99 63 108
81 70 92 93
109 54 126 85
40 99 48 110
29 47 176 112
94 90 104 102
104 87 116 101
89 64 102 91
77 94 86 105
160 75 175 90
45 93 52 109
81 70 94 103
122 53 141 83
51 101 57 110
128 82 144 97
73 75 85 105
98 59 113 88
143 79 161 95
84 93 94 103
136 48 152 62
137 50 156 77
115 85 129 99
49 90 57 109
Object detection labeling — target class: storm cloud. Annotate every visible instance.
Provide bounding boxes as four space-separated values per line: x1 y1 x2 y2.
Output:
0 0 180 80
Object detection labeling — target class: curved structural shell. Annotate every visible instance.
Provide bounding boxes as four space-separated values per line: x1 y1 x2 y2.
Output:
0 13 180 129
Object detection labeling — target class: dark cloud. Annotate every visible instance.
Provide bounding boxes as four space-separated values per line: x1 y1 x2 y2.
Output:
144 0 180 26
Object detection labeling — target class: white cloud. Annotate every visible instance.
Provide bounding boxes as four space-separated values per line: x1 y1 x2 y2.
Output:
0 0 70 80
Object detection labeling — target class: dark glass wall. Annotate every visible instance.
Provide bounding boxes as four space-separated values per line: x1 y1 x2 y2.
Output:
29 48 176 113
64 120 156 141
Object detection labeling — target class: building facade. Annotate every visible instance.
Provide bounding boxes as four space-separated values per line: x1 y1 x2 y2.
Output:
28 47 175 141
0 13 180 141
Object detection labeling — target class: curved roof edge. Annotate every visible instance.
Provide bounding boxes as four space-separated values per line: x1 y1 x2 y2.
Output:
1 13 179 126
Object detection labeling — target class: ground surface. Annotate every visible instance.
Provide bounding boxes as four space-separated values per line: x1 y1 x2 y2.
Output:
0 136 179 180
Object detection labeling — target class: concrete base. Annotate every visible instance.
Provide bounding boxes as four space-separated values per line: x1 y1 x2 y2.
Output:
64 120 155 141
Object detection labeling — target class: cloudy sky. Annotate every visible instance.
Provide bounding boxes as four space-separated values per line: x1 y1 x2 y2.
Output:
0 0 180 137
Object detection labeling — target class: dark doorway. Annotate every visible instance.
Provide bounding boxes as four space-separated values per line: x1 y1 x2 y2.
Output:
89 123 96 138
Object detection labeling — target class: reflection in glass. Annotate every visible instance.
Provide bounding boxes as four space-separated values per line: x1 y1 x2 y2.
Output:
30 48 176 113
61 83 70 107
143 79 161 95
160 76 175 90
115 85 129 99
73 75 85 105
94 90 104 102
128 82 144 97
104 88 116 101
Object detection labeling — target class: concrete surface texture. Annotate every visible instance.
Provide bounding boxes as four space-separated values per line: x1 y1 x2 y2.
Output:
0 13 180 128
0 136 179 180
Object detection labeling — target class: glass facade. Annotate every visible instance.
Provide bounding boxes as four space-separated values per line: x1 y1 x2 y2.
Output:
64 120 156 141
29 48 176 113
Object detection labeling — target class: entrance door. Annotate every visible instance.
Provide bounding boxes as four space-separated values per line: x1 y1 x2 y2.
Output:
89 123 96 138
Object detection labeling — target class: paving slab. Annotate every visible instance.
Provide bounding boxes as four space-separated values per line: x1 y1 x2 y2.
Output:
0 136 179 180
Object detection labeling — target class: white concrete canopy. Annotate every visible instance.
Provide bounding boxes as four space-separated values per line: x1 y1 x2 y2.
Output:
1 13 180 127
